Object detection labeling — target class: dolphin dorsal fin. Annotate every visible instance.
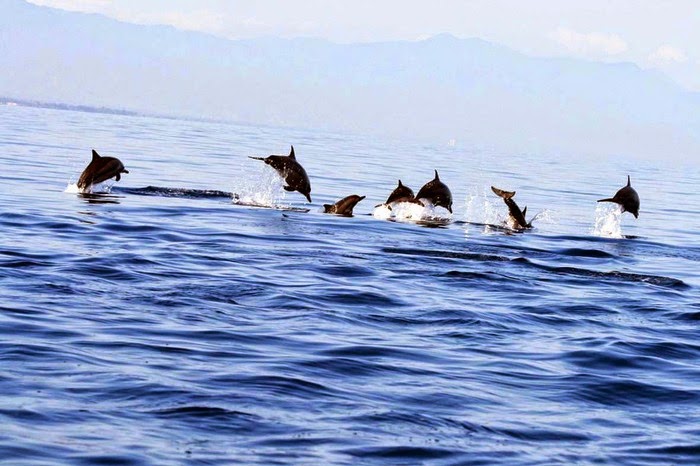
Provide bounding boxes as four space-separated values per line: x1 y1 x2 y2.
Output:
434 169 440 181
398 179 403 187
289 145 296 159
522 206 527 217
91 149 101 161
627 175 631 187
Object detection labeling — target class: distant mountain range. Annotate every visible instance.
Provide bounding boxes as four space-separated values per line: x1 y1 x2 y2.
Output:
2 0 698 158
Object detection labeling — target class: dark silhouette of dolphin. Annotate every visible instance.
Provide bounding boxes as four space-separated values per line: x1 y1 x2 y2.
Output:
597 175 640 218
415 170 453 213
249 145 312 202
77 149 129 190
491 186 532 230
376 179 423 209
323 195 365 216
386 179 415 204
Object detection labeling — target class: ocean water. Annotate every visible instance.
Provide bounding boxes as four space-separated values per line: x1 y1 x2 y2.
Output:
1 104 699 465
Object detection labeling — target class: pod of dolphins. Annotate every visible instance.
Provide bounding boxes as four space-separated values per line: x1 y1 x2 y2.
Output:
76 146 641 230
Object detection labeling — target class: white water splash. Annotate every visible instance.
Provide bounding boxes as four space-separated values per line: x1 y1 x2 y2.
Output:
372 201 450 223
530 209 557 225
231 163 289 208
463 188 506 234
64 181 114 194
372 204 392 220
592 203 624 238
64 183 80 194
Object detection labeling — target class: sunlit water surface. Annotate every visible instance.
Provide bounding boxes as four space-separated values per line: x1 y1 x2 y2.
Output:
1 105 699 465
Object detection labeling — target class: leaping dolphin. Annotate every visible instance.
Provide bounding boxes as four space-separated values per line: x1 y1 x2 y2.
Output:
323 195 365 216
376 179 423 209
597 175 640 218
491 186 532 230
386 180 415 204
415 170 453 213
77 149 129 191
249 145 312 202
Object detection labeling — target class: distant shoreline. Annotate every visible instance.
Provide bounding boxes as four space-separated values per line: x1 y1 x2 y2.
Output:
0 96 229 126
0 97 141 117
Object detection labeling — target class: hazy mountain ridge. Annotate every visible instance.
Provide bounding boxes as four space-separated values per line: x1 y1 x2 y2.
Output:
2 0 698 157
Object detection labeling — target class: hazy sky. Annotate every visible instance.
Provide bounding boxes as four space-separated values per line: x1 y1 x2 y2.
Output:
28 0 700 91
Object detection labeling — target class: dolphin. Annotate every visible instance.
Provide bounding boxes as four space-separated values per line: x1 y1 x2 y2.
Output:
386 179 415 204
376 179 423 209
323 194 366 216
597 175 640 218
249 145 312 202
77 149 129 191
491 186 532 230
415 170 453 213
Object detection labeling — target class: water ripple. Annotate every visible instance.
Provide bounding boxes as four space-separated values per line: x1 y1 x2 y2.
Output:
1 105 699 464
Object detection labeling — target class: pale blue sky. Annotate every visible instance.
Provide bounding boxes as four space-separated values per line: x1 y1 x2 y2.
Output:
29 0 700 91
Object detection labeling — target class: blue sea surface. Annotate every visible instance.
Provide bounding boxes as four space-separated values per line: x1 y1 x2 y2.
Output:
1 105 699 465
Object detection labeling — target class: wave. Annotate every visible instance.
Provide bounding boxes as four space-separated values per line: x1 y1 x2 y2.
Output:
383 247 687 289
516 258 689 289
114 186 233 199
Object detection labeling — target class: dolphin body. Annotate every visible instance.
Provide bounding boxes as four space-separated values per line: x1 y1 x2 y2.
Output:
77 149 129 191
597 175 640 218
376 179 423 209
249 145 312 202
323 195 366 216
491 186 532 230
386 179 415 204
415 170 453 213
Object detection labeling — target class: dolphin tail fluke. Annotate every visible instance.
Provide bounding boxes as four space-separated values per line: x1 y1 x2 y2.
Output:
597 197 616 203
491 186 515 200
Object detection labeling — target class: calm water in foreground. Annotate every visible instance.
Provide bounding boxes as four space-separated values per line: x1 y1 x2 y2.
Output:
1 105 699 465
